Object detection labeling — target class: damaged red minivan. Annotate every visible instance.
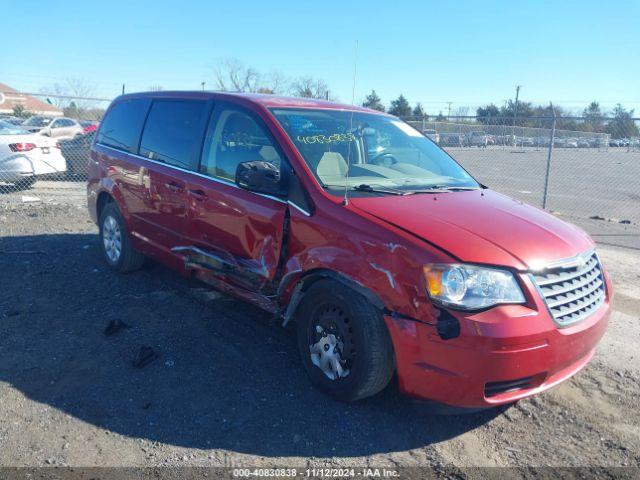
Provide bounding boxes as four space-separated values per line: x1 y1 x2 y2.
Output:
88 91 612 409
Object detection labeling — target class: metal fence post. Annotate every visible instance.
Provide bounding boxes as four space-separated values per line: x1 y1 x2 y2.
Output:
542 104 557 210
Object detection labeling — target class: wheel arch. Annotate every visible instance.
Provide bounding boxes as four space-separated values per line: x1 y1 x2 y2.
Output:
281 268 385 327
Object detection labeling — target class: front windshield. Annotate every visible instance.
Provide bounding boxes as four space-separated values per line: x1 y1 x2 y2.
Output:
271 108 479 193
0 120 29 135
23 116 51 127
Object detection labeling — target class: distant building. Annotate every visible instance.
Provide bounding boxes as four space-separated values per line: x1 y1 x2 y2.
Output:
0 82 63 117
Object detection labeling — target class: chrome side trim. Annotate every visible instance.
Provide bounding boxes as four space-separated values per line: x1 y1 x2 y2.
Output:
287 200 311 217
95 143 287 205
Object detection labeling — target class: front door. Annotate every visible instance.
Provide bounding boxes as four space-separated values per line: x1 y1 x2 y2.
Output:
184 103 288 290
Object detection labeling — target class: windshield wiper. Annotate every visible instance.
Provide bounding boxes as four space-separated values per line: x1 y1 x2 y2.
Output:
406 185 480 194
324 184 407 195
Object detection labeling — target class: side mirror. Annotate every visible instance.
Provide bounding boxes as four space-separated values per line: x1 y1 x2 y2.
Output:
235 160 287 196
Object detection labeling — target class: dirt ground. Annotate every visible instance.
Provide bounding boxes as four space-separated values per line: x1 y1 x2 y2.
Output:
0 190 639 475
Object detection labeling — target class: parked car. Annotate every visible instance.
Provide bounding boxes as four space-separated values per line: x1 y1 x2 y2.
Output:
59 131 95 178
439 133 463 147
554 137 567 148
577 138 591 148
464 131 491 147
0 115 25 126
519 137 534 147
88 92 612 410
0 119 66 189
422 128 440 144
80 120 99 134
22 116 84 139
565 138 579 148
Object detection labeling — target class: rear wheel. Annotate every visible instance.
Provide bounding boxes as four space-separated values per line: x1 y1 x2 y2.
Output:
99 202 145 273
296 279 395 402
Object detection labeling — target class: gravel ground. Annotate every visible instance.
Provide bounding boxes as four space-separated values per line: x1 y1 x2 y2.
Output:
0 190 639 475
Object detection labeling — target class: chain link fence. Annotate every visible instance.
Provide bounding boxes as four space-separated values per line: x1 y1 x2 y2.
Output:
1 92 639 248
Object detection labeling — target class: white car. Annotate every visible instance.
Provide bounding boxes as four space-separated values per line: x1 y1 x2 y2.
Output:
0 120 67 189
21 116 84 139
422 128 440 144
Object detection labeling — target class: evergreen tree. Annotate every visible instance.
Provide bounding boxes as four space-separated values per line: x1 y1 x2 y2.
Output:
606 104 639 138
388 94 412 117
362 90 385 112
412 103 426 117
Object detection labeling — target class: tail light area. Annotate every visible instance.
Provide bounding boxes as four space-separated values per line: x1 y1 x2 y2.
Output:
9 143 37 152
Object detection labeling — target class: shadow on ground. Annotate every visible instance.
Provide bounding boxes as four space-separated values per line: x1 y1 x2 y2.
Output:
0 233 502 457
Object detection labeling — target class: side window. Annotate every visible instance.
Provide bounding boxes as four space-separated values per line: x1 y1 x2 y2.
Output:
96 98 151 153
201 107 282 181
139 100 208 170
51 119 63 128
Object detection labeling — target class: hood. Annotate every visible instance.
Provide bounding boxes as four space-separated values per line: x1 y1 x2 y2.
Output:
350 189 593 270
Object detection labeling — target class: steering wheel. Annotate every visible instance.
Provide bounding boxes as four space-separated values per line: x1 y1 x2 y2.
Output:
369 152 398 166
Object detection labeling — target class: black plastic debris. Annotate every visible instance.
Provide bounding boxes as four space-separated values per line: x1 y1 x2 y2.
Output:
133 345 158 368
103 319 130 337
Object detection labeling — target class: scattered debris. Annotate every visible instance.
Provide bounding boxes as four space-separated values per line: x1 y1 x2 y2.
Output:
132 345 159 368
103 319 130 337
21 195 42 203
590 215 606 221
619 219 631 224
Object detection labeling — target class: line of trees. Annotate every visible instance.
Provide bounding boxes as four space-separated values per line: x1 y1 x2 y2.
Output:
362 90 639 137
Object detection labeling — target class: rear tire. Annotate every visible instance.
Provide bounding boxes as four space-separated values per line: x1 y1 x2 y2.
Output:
99 202 145 273
296 279 395 402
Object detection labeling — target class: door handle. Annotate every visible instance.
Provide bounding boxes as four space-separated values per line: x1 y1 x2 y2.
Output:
164 181 184 193
187 188 207 201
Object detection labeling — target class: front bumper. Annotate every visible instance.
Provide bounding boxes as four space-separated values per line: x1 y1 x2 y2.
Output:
384 273 612 408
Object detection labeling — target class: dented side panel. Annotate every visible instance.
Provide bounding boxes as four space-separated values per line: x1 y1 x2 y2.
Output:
279 199 454 322
183 173 288 287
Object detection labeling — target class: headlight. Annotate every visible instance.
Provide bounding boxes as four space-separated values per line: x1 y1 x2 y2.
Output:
423 264 525 310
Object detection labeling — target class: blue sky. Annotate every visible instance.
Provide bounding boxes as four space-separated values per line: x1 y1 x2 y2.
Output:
2 0 638 114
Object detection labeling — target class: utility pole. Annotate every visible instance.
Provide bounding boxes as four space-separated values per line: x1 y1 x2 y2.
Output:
122 84 125 95
447 101 452 119
512 85 521 146
201 81 206 91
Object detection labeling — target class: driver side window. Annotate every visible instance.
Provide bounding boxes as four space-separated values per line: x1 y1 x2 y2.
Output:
201 107 282 181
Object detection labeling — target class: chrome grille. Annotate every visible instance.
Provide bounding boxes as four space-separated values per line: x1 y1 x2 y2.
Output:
532 251 606 326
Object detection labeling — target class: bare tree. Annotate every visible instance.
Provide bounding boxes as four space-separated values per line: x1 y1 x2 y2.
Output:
289 76 333 100
147 85 164 91
452 106 470 118
40 78 97 109
213 58 289 94
214 58 261 92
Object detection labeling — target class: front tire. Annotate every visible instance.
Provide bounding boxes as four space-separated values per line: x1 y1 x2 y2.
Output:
99 202 145 273
296 279 395 402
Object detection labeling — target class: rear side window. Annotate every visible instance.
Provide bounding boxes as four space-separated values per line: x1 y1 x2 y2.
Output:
96 98 150 153
139 100 208 170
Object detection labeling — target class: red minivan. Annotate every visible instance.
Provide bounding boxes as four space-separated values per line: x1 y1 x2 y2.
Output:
88 91 612 409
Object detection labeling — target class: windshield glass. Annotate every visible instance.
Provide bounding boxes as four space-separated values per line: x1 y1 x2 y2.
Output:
0 120 29 135
23 116 51 127
271 108 479 193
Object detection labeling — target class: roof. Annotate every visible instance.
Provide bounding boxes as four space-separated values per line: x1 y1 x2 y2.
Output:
0 82 63 116
118 90 385 114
